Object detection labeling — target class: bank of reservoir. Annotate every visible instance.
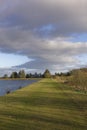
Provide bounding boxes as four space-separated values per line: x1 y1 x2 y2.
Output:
0 79 38 96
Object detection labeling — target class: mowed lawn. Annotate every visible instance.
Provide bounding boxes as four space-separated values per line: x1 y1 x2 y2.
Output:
0 79 87 130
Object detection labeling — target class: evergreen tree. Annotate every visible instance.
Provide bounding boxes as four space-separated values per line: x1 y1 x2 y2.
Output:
43 69 51 78
10 72 18 78
26 74 30 78
18 70 26 78
3 74 8 78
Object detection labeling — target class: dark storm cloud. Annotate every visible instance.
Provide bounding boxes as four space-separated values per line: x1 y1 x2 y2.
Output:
0 0 87 73
0 0 87 34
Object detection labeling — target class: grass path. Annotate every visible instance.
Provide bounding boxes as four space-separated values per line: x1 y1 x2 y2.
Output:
0 78 87 130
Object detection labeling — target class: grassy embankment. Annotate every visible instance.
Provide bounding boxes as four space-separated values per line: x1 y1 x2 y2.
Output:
0 78 87 130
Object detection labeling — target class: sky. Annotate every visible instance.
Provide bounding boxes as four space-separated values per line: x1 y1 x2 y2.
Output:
0 0 87 76
0 52 29 68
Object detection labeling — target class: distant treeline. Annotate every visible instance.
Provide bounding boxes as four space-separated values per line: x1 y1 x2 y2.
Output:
2 70 43 78
2 69 52 79
1 69 74 79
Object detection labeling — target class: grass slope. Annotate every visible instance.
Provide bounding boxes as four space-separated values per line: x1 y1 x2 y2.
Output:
0 79 87 130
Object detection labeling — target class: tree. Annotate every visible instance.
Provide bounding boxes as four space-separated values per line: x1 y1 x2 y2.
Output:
26 74 30 78
43 69 51 78
3 74 8 78
18 70 26 78
10 72 18 78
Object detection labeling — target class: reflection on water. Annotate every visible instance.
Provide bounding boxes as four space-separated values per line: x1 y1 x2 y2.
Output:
0 79 38 96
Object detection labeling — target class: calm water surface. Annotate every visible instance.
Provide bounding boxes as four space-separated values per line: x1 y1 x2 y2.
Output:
0 79 38 96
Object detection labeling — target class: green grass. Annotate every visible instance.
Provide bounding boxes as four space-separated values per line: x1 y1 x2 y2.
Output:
0 78 87 130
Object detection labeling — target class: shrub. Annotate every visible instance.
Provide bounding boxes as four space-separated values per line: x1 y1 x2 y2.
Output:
69 69 87 92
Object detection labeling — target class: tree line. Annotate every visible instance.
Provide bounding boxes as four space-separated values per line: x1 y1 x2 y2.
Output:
2 69 73 79
2 69 52 79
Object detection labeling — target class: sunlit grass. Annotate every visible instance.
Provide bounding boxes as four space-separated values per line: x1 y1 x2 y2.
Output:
0 78 87 130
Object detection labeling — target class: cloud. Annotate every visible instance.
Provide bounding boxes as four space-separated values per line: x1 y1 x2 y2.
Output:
0 0 87 34
0 0 87 73
0 25 87 73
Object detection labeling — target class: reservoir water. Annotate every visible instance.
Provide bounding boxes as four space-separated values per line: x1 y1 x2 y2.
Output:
0 79 38 96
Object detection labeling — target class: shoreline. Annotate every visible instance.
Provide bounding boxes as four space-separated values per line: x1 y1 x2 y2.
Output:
0 78 42 80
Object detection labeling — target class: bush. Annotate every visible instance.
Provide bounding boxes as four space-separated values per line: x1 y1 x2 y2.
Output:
69 69 87 92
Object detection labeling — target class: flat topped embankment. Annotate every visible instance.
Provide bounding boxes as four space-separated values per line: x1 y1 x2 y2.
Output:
0 78 87 130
